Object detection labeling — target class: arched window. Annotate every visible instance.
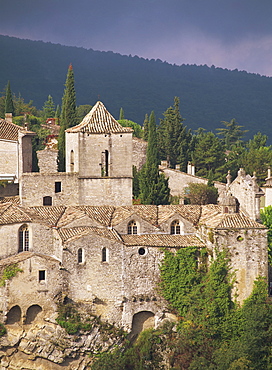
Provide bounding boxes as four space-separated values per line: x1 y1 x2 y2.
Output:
18 224 29 252
128 220 138 235
78 248 84 263
102 247 108 262
170 220 182 235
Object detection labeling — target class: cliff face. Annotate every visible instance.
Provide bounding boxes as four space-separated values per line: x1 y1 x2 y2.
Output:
0 318 126 370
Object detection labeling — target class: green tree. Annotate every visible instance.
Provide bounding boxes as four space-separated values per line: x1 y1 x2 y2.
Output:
139 111 170 205
4 81 14 115
119 107 124 120
118 119 143 138
217 118 248 149
42 95 55 121
185 182 218 205
58 64 77 171
55 104 61 121
192 131 225 180
143 113 149 141
260 205 272 264
158 97 192 170
76 104 92 122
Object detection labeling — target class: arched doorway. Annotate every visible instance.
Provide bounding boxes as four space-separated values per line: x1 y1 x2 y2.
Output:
6 305 21 325
131 311 155 337
25 305 42 324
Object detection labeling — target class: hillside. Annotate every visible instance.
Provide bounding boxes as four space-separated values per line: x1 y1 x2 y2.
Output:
1 35 272 140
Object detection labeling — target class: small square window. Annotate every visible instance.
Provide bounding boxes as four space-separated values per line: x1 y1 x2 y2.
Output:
55 182 62 193
43 196 52 206
39 270 46 281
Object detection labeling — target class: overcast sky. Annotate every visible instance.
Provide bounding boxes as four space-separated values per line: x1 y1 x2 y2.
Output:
1 0 272 76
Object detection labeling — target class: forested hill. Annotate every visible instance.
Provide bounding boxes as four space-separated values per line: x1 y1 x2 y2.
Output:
1 35 272 140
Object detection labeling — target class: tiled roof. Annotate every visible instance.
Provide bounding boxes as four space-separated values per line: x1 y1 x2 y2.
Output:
66 101 133 134
0 251 60 267
26 206 66 226
121 234 204 247
0 203 31 224
0 196 20 205
0 119 35 141
111 205 158 226
58 226 122 243
56 207 88 228
202 212 266 229
158 205 201 225
79 206 115 226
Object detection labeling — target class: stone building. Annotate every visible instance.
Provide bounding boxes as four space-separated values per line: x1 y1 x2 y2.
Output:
0 114 35 195
0 101 268 338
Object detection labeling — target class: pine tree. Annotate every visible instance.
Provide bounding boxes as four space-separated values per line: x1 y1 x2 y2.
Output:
139 111 170 204
5 81 14 115
58 64 77 171
42 95 55 120
157 97 192 170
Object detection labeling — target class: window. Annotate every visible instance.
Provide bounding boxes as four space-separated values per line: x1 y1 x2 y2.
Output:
138 247 146 256
39 270 45 282
18 224 29 252
128 220 138 234
43 196 52 206
170 220 182 235
78 248 84 263
70 150 74 172
55 182 61 193
102 247 108 262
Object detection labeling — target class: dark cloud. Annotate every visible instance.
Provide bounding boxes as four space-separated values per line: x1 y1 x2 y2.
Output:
1 0 272 75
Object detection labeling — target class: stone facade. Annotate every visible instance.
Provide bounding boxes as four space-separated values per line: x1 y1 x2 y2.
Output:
0 102 269 369
20 102 133 207
0 116 35 184
160 163 226 202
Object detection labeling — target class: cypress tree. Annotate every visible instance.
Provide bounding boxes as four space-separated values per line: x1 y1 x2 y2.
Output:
139 111 170 204
58 64 77 171
119 107 124 120
5 81 14 115
143 113 149 141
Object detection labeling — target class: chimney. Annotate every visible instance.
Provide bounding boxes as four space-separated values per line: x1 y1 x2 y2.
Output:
191 164 195 176
5 113 12 123
175 164 180 171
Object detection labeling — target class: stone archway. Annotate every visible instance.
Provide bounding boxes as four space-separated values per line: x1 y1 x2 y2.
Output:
25 305 42 324
131 311 155 337
6 305 21 325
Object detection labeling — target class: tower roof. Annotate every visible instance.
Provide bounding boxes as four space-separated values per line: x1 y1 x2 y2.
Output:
66 101 133 134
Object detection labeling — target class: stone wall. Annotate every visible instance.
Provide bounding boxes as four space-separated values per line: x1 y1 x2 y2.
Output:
0 140 18 181
20 173 79 207
199 225 268 303
132 137 147 170
160 167 226 201
37 149 58 173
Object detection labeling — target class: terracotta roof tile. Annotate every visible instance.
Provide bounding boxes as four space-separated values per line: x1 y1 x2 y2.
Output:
111 205 158 226
26 206 66 226
58 226 121 243
0 196 20 205
158 205 201 225
202 212 266 229
0 251 60 267
0 203 31 224
0 119 35 141
79 206 115 226
66 101 133 134
56 207 87 228
121 234 204 247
